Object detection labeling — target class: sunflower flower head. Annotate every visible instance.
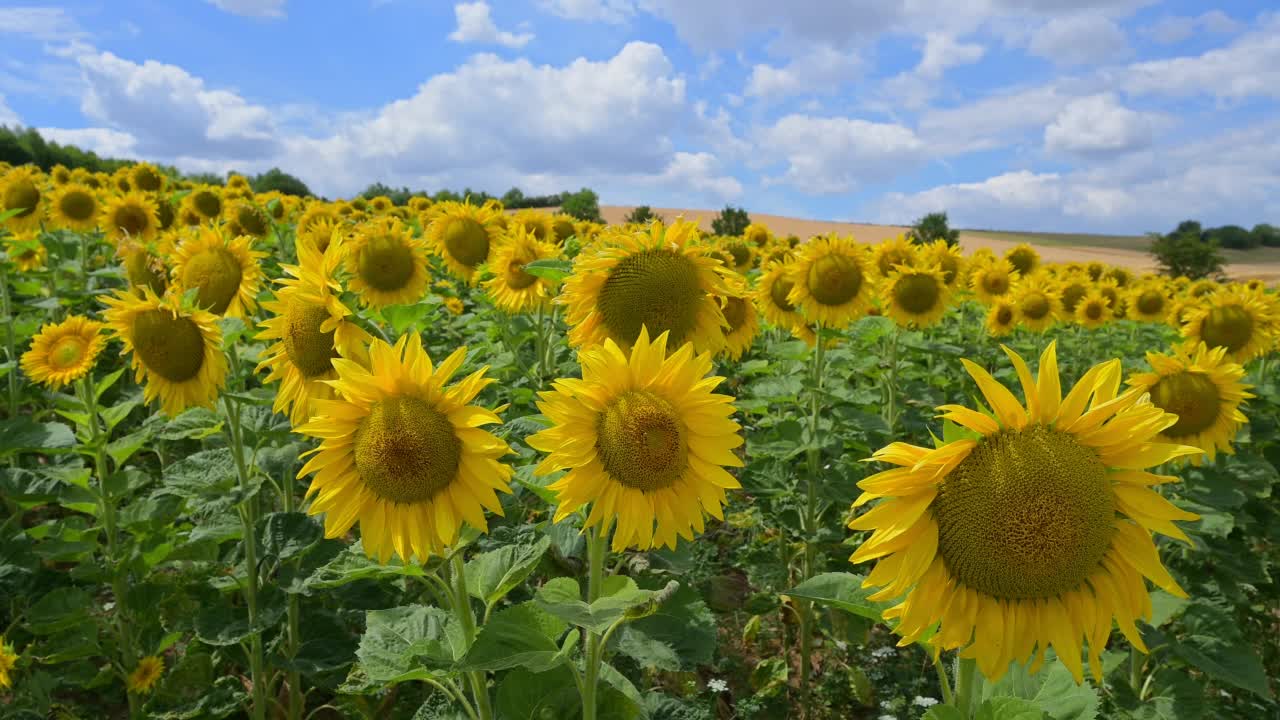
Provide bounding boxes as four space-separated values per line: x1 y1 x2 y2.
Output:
170 225 266 317
127 656 164 694
346 216 430 308
21 315 107 389
0 636 17 689
882 262 952 329
484 224 560 313
786 234 872 329
427 200 502 284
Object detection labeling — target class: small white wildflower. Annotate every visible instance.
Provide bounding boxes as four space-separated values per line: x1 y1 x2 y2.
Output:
707 679 729 693
871 646 895 659
913 696 940 708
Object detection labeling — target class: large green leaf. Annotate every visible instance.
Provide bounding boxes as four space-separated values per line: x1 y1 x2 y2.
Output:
781 572 885 621
27 587 93 634
618 583 716 671
520 258 572 282
260 512 322 561
494 666 582 720
535 576 654 633
0 418 75 457
975 696 1046 720
458 602 572 673
357 605 462 684
1169 601 1272 699
302 541 427 590
465 535 550 607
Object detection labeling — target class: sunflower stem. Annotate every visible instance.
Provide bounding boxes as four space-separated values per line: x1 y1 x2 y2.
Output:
933 653 954 706
952 656 979 717
582 525 609 720
449 551 493 720
80 376 140 718
281 462 304 720
1128 645 1143 697
224 393 267 720
0 264 17 418
798 324 828 720
883 325 901 433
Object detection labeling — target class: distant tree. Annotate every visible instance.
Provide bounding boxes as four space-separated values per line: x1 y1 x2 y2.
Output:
251 167 311 197
433 189 462 203
1205 224 1257 250
0 128 33 166
711 205 750 236
1151 228 1224 279
1173 220 1203 238
560 187 603 222
185 172 225 186
1251 223 1280 248
502 187 525 206
625 205 660 224
908 211 960 247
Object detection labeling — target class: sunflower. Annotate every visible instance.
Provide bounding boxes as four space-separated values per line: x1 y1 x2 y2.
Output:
562 219 733 354
345 217 429 308
719 278 758 361
1127 285 1169 323
102 287 227 417
1005 243 1039 276
182 185 224 224
872 236 917 277
228 199 270 238
101 191 160 246
0 636 16 690
48 183 100 231
50 165 71 186
127 656 164 694
969 260 1019 305
756 262 806 332
1013 283 1059 332
529 328 743 551
1186 279 1218 299
444 296 465 316
170 226 266 317
129 163 166 193
295 333 513 562
1181 286 1276 363
297 202 342 236
786 234 872 328
20 316 107 389
408 196 433 214
723 239 756 274
366 195 394 214
551 213 578 244
882 263 951 329
848 343 1200 683
1107 267 1134 288
1245 278 1267 292
4 232 47 272
922 240 965 288
484 225 560 313
1075 291 1111 329
1128 342 1252 464
743 222 771 248
1085 261 1105 281
427 201 502 284
512 209 556 244
225 173 252 193
1 166 46 232
298 217 346 254
985 299 1017 337
257 234 372 426
1057 276 1090 316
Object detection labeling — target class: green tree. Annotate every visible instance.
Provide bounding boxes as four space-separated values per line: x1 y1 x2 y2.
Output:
1150 228 1225 279
1205 224 1257 250
560 187 603 222
250 168 312 197
908 211 960 247
711 205 750 236
625 205 659 224
1251 223 1280 248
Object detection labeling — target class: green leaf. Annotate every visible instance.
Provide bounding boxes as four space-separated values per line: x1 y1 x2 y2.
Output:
975 696 1046 720
302 541 426 590
597 662 646 719
1169 601 1272 699
357 605 461 684
1030 661 1099 720
923 707 966 720
27 587 93 634
781 572 885 622
494 666 581 720
1127 669 1206 720
0 418 75 456
106 429 151 466
458 602 569 672
260 512 322 561
465 535 550 607
618 583 716 671
535 576 654 634
521 258 572 282
156 407 224 440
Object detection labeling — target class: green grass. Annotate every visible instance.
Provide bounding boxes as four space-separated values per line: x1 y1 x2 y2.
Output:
963 229 1280 265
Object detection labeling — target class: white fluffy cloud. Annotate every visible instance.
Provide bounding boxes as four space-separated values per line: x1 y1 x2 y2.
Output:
76 50 279 159
1027 15 1129 65
39 127 138 157
539 0 633 23
1126 14 1280 100
0 95 19 126
204 0 286 18
449 2 533 49
1141 10 1243 44
755 115 924 194
919 83 1078 154
744 46 862 100
1044 93 1153 156
883 33 985 108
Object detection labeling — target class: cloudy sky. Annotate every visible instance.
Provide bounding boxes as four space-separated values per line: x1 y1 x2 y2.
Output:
1 1 1277 234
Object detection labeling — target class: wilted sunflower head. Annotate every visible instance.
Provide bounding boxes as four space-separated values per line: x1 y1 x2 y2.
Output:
1 166 46 232
49 183 100 231
427 200 501 284
562 219 734 354
129 163 166 193
101 191 160 245
1004 243 1039 276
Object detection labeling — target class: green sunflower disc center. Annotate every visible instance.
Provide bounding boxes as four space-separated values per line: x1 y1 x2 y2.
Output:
893 273 941 314
934 425 1115 600
442 217 491 267
807 254 863 306
597 390 688 492
598 249 703 346
283 298 340 378
354 395 461 504
505 252 540 290
3 180 40 218
357 234 415 291
982 271 1009 296
769 276 796 312
721 296 748 331
49 336 87 370
183 247 244 315
1200 304 1254 353
132 310 206 383
1150 371 1221 437
60 190 97 221
1137 291 1165 315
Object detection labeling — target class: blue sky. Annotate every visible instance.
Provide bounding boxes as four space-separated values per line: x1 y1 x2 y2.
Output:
1 1 1277 234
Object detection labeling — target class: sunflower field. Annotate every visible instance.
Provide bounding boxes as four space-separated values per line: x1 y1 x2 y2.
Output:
0 162 1277 720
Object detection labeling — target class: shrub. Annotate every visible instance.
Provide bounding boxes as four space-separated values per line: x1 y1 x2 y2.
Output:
1150 229 1225 279
251 168 312 197
1205 224 1257 250
560 188 602 222
625 205 660 224
1252 223 1280 248
711 205 750 236
908 211 960 247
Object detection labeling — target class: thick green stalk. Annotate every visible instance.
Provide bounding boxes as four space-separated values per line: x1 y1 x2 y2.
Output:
883 326 900 432
952 657 979 717
80 377 139 717
798 326 827 719
1 265 17 418
581 527 609 720
282 465 304 720
449 552 493 720
224 395 266 720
